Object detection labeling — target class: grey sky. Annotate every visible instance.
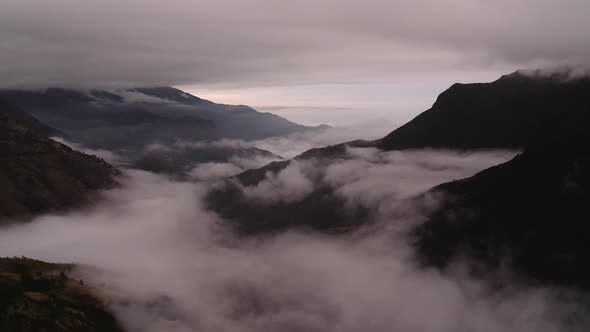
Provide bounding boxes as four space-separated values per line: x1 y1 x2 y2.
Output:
2 0 589 124
2 0 588 88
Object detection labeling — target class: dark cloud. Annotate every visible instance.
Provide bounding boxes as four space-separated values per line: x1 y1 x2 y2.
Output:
1 0 589 88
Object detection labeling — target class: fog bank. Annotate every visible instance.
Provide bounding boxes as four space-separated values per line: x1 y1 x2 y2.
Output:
1 147 587 331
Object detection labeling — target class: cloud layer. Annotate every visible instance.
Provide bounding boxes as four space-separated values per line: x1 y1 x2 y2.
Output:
2 0 589 88
0 155 586 331
1 127 588 332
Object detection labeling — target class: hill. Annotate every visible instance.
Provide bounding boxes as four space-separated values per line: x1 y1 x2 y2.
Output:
0 101 119 222
207 70 590 234
377 70 590 150
0 87 325 174
414 108 590 288
0 257 123 332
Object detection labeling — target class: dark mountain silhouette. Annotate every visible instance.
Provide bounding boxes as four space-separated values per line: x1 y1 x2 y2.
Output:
376 71 590 150
262 70 590 160
207 70 590 237
208 69 590 288
0 101 119 222
222 70 590 185
414 109 590 288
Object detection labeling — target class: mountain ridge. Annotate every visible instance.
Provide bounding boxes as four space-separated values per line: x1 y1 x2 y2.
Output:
0 86 326 174
207 70 590 238
414 105 590 288
0 100 120 222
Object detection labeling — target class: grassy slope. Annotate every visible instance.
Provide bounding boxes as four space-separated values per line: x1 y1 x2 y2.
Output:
0 257 123 332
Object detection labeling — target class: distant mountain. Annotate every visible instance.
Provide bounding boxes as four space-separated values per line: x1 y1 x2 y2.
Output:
414 109 590 288
207 70 590 234
0 87 325 174
0 99 64 137
0 101 119 222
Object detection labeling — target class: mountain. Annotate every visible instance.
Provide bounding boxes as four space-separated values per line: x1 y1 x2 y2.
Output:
255 70 590 160
0 87 325 174
207 70 590 234
207 147 369 233
0 257 123 332
376 70 590 150
135 144 282 176
414 109 590 288
208 69 590 288
0 99 64 138
221 70 590 182
0 101 119 222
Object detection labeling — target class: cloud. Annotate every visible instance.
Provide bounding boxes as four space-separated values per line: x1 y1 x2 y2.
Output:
0 166 586 332
1 0 589 88
518 66 590 81
326 148 516 204
115 90 179 104
228 155 282 170
241 161 315 204
144 124 387 173
143 138 284 179
145 139 255 154
51 136 126 165
248 125 390 159
234 148 517 223
188 162 244 181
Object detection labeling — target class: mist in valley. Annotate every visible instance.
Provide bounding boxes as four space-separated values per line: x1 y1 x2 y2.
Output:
0 131 586 332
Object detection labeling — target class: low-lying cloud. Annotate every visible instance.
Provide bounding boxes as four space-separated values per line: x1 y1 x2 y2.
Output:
248 125 392 159
0 147 587 332
147 123 389 161
145 139 256 154
52 136 126 165
145 124 391 181
188 162 244 182
232 148 517 223
242 161 315 204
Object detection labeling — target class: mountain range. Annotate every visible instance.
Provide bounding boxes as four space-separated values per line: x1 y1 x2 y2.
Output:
207 71 590 289
1 69 590 328
0 86 324 174
207 71 590 231
0 101 119 222
415 103 590 288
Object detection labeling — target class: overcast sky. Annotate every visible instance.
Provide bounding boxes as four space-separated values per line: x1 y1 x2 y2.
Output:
2 0 589 125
